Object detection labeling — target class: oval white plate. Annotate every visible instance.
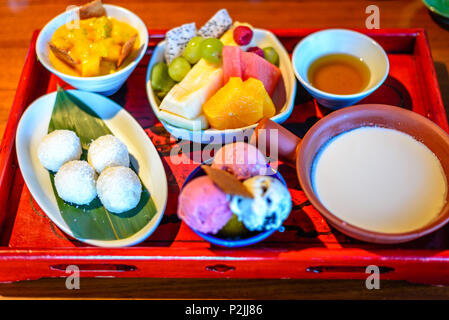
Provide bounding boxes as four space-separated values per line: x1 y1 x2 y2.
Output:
146 28 297 144
16 90 168 247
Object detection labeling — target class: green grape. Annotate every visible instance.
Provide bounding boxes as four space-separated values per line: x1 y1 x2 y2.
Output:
200 38 223 64
218 214 249 238
151 62 175 93
182 36 204 64
156 90 170 100
263 47 280 67
168 57 191 82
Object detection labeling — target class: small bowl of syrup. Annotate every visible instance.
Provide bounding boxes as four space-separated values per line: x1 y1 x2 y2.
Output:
292 29 389 109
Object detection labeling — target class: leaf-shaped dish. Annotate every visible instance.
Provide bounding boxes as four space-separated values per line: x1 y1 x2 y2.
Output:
16 89 168 247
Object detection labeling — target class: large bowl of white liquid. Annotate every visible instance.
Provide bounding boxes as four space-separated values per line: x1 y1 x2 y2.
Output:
252 104 449 244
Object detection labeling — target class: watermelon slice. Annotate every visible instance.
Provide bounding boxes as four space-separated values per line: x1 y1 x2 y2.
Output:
222 46 242 85
241 51 281 96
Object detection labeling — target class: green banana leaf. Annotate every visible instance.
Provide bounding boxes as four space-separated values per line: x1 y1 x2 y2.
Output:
47 87 157 241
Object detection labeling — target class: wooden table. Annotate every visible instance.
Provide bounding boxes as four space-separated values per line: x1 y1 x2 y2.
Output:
1 0 449 299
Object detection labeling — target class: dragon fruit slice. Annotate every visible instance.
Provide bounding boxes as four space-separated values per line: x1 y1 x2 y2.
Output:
164 22 197 64
198 9 232 39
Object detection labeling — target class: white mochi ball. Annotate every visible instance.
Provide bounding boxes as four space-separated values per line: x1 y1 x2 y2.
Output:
38 130 82 172
96 166 142 213
54 160 97 205
88 135 129 173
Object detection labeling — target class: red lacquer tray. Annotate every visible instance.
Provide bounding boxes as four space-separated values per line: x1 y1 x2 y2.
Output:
1 28 448 284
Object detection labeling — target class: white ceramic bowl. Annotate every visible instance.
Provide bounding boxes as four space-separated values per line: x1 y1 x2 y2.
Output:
146 28 297 144
292 29 389 109
36 4 148 96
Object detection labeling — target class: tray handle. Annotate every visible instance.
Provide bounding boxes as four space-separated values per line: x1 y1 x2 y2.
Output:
306 265 395 274
205 264 236 273
50 264 137 272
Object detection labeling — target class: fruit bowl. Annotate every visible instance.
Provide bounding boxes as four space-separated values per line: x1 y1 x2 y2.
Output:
145 28 297 144
181 163 289 247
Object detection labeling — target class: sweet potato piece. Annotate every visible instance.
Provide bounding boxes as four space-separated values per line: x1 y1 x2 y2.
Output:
48 42 77 68
116 34 137 67
79 0 106 20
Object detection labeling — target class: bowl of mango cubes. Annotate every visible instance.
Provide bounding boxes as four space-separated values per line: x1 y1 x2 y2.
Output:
36 0 148 95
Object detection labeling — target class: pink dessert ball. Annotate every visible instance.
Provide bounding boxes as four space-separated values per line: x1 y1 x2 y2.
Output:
177 176 233 234
211 142 268 180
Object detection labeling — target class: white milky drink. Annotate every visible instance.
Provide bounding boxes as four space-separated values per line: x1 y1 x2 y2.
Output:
312 126 447 233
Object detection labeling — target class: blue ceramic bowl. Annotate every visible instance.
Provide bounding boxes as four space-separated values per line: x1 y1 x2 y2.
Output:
181 164 289 248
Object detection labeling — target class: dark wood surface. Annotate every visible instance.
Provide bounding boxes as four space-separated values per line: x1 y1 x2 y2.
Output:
1 278 449 299
1 0 449 299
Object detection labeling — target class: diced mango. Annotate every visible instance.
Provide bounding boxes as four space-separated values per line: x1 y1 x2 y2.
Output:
111 21 136 45
49 17 139 77
51 36 72 51
203 77 274 130
93 16 112 40
81 55 101 77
